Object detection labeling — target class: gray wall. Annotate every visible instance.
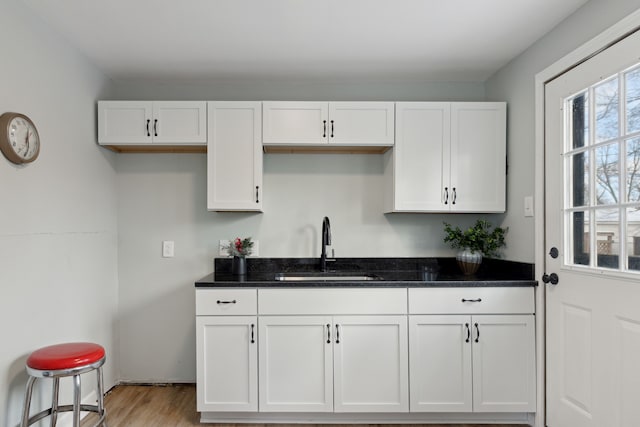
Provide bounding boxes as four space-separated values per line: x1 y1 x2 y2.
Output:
485 0 640 261
0 1 118 424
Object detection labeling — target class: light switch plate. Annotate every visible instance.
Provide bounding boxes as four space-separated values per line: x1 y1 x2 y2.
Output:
524 196 534 217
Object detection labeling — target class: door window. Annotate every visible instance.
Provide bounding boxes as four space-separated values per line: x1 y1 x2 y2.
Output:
565 63 640 272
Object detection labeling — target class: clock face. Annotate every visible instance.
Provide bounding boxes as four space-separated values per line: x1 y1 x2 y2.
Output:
9 116 39 161
0 112 40 164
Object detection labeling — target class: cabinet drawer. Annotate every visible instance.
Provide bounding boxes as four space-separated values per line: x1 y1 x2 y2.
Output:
409 287 534 314
259 288 407 315
196 289 257 315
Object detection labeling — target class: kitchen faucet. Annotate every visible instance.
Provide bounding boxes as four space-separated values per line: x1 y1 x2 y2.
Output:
320 216 333 272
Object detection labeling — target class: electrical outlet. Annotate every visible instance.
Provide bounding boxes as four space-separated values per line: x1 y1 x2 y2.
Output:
162 240 174 258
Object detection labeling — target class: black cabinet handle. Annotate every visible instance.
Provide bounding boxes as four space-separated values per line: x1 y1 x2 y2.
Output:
323 120 327 138
216 300 237 304
330 120 334 138
250 324 255 344
444 187 449 204
153 119 158 137
146 119 151 137
335 324 340 344
452 187 457 204
326 324 331 344
256 186 259 203
465 323 470 343
461 298 482 303
475 323 480 343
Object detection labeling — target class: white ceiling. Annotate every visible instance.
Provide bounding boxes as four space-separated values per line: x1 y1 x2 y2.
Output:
23 0 589 82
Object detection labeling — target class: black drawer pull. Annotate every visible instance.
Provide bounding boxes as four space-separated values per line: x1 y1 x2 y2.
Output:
465 323 470 343
326 324 331 344
475 323 480 343
461 298 482 303
335 324 340 344
216 300 237 304
250 324 255 343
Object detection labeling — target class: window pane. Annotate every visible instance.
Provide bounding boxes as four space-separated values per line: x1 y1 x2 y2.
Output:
570 92 589 149
571 151 589 207
596 143 620 205
627 207 640 271
626 138 640 202
595 208 619 268
595 78 619 143
625 67 640 134
571 210 590 266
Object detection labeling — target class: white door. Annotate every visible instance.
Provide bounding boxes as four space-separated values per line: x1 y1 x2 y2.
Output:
196 316 258 412
329 102 395 146
97 101 152 144
409 315 472 412
152 101 207 144
262 101 328 144
333 315 409 412
471 315 536 413
258 316 333 412
545 29 640 427
450 103 506 212
207 101 263 211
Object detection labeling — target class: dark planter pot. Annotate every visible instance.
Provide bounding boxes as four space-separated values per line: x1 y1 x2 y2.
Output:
231 256 247 275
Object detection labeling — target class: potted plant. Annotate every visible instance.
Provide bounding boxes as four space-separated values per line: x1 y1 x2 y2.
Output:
443 220 507 275
224 237 254 275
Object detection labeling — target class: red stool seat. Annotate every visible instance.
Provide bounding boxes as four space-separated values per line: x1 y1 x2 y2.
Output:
27 342 105 371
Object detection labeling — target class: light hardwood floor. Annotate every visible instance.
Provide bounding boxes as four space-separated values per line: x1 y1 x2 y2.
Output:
83 384 527 427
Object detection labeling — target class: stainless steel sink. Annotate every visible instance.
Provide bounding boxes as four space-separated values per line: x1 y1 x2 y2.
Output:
274 272 382 281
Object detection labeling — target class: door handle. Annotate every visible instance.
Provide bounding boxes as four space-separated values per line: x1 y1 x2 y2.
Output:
146 119 151 137
153 119 158 137
326 324 331 344
323 120 327 138
250 324 255 344
474 323 480 343
542 273 559 285
335 324 340 344
465 323 470 343
444 187 449 204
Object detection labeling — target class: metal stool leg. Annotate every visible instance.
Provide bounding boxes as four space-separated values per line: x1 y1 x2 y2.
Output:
73 374 81 427
50 377 60 427
21 376 37 427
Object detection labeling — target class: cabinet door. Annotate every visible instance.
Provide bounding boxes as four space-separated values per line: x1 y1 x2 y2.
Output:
196 316 258 412
387 102 450 212
258 316 333 412
262 101 328 145
333 315 408 412
472 314 536 412
207 102 263 211
450 103 506 212
409 315 472 412
98 101 152 144
329 102 394 146
152 101 207 144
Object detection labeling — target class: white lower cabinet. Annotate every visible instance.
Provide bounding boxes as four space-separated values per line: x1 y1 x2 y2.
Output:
408 288 536 413
196 286 535 421
196 316 258 412
258 315 408 413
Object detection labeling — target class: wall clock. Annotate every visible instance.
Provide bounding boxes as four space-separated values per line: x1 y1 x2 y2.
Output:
0 112 40 164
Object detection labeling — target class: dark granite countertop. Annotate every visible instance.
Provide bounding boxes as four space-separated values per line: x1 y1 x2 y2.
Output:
195 257 537 288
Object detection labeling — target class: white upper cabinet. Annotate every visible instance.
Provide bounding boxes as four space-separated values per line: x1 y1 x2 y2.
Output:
450 103 507 212
385 102 506 213
262 101 394 147
98 101 207 146
207 101 263 212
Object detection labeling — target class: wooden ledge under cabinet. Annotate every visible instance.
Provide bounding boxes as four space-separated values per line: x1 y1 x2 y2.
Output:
263 145 392 154
101 145 207 154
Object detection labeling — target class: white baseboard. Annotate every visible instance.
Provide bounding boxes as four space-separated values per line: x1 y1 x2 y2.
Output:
200 411 534 425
